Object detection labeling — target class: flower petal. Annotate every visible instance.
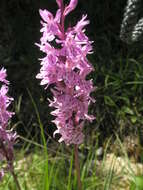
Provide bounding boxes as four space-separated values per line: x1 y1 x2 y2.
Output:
64 0 78 16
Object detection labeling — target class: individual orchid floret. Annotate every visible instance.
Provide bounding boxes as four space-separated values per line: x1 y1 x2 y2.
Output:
0 67 16 180
39 8 61 43
64 0 78 16
0 85 14 128
74 15 90 32
0 68 9 85
36 0 95 145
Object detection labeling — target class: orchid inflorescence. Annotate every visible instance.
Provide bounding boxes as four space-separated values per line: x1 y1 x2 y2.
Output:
0 68 16 179
36 0 95 145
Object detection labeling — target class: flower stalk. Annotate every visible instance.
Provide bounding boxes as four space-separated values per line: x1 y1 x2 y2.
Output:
1 142 21 190
10 168 21 190
74 145 82 190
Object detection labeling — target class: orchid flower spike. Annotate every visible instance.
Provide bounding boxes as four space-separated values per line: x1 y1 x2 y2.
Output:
0 68 16 179
36 0 95 145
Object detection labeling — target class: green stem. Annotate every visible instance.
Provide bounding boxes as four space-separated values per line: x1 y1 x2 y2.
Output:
10 167 21 190
0 142 21 190
74 145 82 190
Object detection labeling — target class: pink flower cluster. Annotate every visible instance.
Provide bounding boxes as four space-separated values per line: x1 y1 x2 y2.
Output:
0 68 16 179
36 0 95 145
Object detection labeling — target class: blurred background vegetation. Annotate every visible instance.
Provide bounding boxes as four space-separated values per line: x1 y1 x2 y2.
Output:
0 0 143 147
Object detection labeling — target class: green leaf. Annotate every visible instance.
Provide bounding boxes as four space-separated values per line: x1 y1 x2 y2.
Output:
104 96 116 107
131 116 137 124
117 96 130 105
122 106 134 115
105 75 109 87
130 176 143 190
